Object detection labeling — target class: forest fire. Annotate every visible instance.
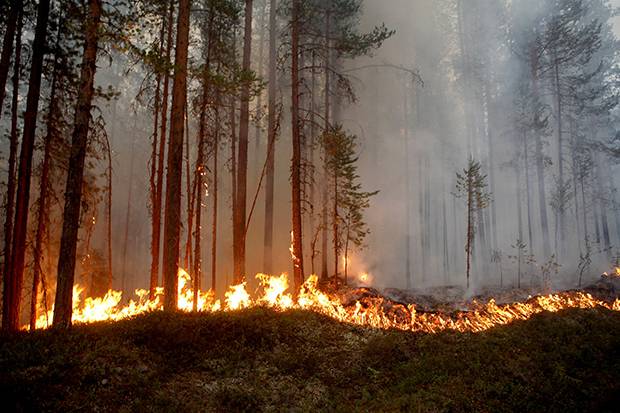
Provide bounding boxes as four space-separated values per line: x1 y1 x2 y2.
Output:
30 270 620 333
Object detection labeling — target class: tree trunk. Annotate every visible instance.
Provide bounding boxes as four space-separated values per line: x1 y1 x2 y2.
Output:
185 106 194 271
121 143 135 292
3 0 50 332
403 80 411 289
466 178 473 289
530 62 551 258
2 5 21 304
553 59 566 257
254 0 267 172
150 1 173 299
320 7 331 280
233 0 253 283
212 90 221 292
105 137 113 290
523 131 534 251
262 0 277 274
53 0 102 328
0 0 21 120
30 23 59 330
333 167 338 277
290 0 304 288
162 0 191 311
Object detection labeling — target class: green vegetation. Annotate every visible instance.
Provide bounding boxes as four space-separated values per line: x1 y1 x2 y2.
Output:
1 308 619 412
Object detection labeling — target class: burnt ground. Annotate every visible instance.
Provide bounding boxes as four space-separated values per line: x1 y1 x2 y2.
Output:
1 302 619 412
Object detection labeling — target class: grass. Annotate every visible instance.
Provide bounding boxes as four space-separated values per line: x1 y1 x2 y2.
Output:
1 307 619 412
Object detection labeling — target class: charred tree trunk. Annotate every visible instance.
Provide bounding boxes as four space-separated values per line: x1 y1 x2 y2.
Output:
290 0 304 288
0 0 21 119
162 0 191 310
3 0 50 332
262 0 277 274
53 0 102 328
233 0 253 283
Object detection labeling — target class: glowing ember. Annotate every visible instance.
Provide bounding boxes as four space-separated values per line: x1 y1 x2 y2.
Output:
30 270 620 333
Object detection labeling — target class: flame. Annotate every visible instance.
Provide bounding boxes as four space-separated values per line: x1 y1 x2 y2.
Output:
30 270 620 333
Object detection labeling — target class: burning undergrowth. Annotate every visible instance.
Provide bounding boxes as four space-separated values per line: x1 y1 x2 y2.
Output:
29 268 620 333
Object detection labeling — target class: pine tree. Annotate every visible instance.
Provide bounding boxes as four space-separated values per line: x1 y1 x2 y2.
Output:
322 126 377 283
453 158 491 289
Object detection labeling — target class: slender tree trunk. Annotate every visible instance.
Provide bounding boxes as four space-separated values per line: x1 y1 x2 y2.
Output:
290 0 304 288
466 182 472 289
121 143 135 292
31 24 59 330
150 2 172 299
553 59 566 257
531 64 551 258
53 0 102 328
262 0 277 274
233 0 253 283
593 155 611 252
0 0 22 119
211 91 221 292
105 137 113 290
185 106 194 270
254 0 267 170
320 7 331 280
486 82 498 251
309 50 317 273
333 167 338 277
2 6 21 298
403 80 411 289
581 177 589 246
515 164 524 243
523 131 534 250
3 0 51 332
162 0 191 310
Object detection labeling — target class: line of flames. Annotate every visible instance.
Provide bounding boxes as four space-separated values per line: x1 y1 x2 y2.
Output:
31 267 620 332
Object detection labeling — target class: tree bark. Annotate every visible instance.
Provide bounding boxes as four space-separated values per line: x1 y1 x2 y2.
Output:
320 7 331 280
2 5 21 308
31 23 60 330
233 0 253 283
3 0 50 332
211 90 221 292
150 1 173 299
0 0 21 120
290 0 304 288
263 0 277 274
162 0 191 310
53 0 102 328
121 143 135 292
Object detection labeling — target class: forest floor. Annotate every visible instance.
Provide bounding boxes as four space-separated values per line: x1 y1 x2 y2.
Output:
1 305 620 412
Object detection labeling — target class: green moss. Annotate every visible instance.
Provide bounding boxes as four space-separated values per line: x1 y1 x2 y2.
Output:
1 307 619 412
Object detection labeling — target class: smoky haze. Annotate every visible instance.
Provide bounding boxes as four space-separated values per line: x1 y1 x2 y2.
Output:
9 0 617 299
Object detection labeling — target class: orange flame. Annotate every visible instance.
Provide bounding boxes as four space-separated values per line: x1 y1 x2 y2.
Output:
30 270 620 333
